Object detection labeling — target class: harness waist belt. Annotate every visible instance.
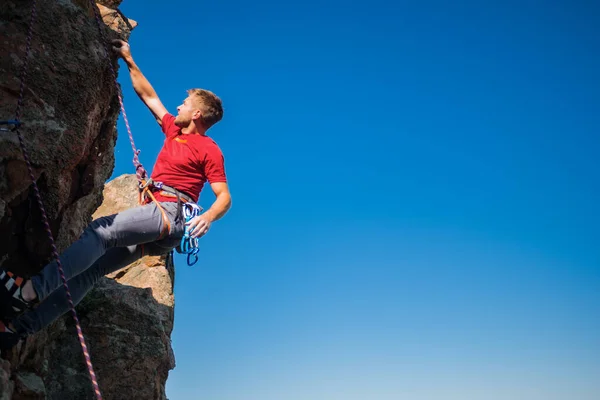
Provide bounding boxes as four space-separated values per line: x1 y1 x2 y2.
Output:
140 178 193 203
153 183 193 203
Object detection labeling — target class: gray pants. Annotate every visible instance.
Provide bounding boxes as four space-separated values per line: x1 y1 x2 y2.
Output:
11 201 185 336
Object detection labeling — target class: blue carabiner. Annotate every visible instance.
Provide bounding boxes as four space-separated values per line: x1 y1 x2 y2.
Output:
187 251 198 266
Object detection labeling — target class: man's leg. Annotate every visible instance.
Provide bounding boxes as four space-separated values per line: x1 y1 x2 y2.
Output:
10 241 172 337
32 202 178 302
0 202 183 320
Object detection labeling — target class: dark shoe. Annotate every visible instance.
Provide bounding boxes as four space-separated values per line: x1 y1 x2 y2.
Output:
0 269 35 320
0 319 21 351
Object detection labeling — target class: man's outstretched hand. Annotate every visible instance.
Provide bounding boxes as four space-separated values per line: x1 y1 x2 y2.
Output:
111 39 131 59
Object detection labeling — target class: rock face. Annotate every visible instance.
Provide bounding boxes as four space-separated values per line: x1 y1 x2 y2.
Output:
0 0 134 276
1 175 176 400
0 2 176 399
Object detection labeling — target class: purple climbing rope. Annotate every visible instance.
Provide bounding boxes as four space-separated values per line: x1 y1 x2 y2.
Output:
88 0 147 183
11 1 103 399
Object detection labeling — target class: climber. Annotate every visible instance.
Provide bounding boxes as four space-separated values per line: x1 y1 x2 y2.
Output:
0 39 232 350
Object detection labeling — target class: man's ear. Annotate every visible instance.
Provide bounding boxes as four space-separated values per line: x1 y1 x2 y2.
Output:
192 110 203 120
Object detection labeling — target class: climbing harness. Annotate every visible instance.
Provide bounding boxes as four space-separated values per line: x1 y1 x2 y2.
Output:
7 1 103 399
0 120 22 132
176 202 203 266
138 177 200 245
139 179 203 266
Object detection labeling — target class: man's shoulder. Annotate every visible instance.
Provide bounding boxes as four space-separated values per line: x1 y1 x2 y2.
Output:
196 135 223 152
161 113 180 137
161 112 176 125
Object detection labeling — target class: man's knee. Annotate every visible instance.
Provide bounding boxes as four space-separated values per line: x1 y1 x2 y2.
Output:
84 215 117 248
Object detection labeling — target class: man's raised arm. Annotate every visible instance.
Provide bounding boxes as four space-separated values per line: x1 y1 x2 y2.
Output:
112 39 168 126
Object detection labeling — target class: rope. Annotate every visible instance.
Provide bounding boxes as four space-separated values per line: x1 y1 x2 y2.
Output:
87 0 147 182
10 1 103 398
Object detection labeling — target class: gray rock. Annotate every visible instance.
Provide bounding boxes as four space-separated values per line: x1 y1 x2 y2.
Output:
13 372 45 399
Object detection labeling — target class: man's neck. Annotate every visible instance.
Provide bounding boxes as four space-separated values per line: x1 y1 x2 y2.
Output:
181 124 206 136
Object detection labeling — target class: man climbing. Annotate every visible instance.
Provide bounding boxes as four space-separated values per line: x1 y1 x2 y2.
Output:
0 39 232 350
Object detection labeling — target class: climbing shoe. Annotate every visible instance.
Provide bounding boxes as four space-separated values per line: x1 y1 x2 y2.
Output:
0 319 21 351
0 269 36 320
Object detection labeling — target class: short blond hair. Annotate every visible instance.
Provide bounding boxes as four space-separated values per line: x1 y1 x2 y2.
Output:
188 88 223 129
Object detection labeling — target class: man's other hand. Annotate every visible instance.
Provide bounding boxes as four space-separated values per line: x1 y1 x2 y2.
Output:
111 39 131 59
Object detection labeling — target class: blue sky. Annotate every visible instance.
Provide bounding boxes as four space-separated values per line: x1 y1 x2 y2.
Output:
112 1 599 399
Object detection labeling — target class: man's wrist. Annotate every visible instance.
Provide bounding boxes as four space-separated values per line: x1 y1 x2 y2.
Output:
123 55 135 67
202 210 216 223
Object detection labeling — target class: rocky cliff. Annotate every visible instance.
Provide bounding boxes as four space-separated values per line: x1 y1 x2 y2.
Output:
0 0 134 275
1 175 176 399
0 1 176 399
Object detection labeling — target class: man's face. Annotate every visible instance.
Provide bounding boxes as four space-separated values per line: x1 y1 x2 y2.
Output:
174 96 201 127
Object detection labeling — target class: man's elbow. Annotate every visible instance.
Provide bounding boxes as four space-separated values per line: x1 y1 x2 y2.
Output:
207 192 231 223
211 182 232 217
214 190 232 211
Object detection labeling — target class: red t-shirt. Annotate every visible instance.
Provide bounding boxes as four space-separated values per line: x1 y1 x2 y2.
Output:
148 113 227 203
